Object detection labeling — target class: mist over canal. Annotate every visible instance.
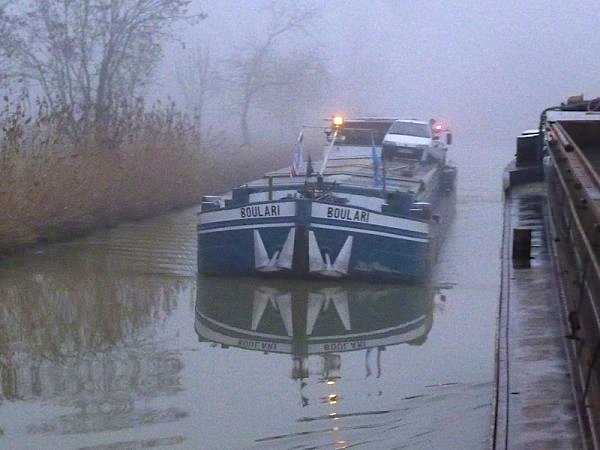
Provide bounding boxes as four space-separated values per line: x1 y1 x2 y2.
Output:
2 0 599 446
0 138 505 449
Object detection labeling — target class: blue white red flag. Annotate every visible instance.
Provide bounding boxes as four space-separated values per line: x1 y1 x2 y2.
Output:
371 133 384 187
291 129 304 177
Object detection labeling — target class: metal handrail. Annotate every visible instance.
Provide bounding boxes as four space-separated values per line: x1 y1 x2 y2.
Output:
549 129 600 322
553 122 600 190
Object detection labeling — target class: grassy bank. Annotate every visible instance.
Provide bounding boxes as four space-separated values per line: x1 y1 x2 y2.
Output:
0 105 291 258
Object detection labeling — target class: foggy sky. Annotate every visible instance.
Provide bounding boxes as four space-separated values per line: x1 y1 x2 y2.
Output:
169 0 600 156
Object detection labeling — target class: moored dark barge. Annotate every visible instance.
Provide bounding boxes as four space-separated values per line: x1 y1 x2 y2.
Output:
496 97 600 448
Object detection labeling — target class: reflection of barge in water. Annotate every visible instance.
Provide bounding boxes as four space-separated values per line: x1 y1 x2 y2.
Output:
195 277 435 378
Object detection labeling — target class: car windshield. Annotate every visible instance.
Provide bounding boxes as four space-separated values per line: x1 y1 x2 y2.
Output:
330 121 393 145
387 121 430 138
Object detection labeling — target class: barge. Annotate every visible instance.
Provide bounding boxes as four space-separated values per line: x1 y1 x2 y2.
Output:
497 96 600 448
197 116 456 282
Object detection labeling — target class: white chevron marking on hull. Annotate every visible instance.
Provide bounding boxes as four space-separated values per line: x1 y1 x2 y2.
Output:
254 228 295 272
308 231 353 277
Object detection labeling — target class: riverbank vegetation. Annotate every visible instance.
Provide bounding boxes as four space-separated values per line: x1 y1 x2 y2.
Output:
0 98 196 254
0 95 291 256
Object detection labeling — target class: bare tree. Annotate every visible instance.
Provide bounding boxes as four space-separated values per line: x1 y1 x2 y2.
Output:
227 1 317 146
175 43 221 140
254 49 331 133
0 0 205 144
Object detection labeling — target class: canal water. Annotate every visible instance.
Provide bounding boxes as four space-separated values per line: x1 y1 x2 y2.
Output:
0 141 506 449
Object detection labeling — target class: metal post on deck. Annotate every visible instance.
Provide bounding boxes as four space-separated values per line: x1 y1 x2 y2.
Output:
268 176 273 201
512 228 532 268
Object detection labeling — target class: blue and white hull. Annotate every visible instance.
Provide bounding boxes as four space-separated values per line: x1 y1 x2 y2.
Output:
198 199 432 281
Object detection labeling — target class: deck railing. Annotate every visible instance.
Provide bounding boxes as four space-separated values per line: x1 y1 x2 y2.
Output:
546 120 600 443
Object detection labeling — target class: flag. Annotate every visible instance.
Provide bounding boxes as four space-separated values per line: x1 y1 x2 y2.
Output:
371 132 383 187
291 129 304 177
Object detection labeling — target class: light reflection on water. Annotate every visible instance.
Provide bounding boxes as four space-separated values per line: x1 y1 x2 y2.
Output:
0 141 503 448
194 277 491 450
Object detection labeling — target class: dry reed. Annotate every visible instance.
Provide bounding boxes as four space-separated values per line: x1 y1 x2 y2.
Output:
0 96 290 257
